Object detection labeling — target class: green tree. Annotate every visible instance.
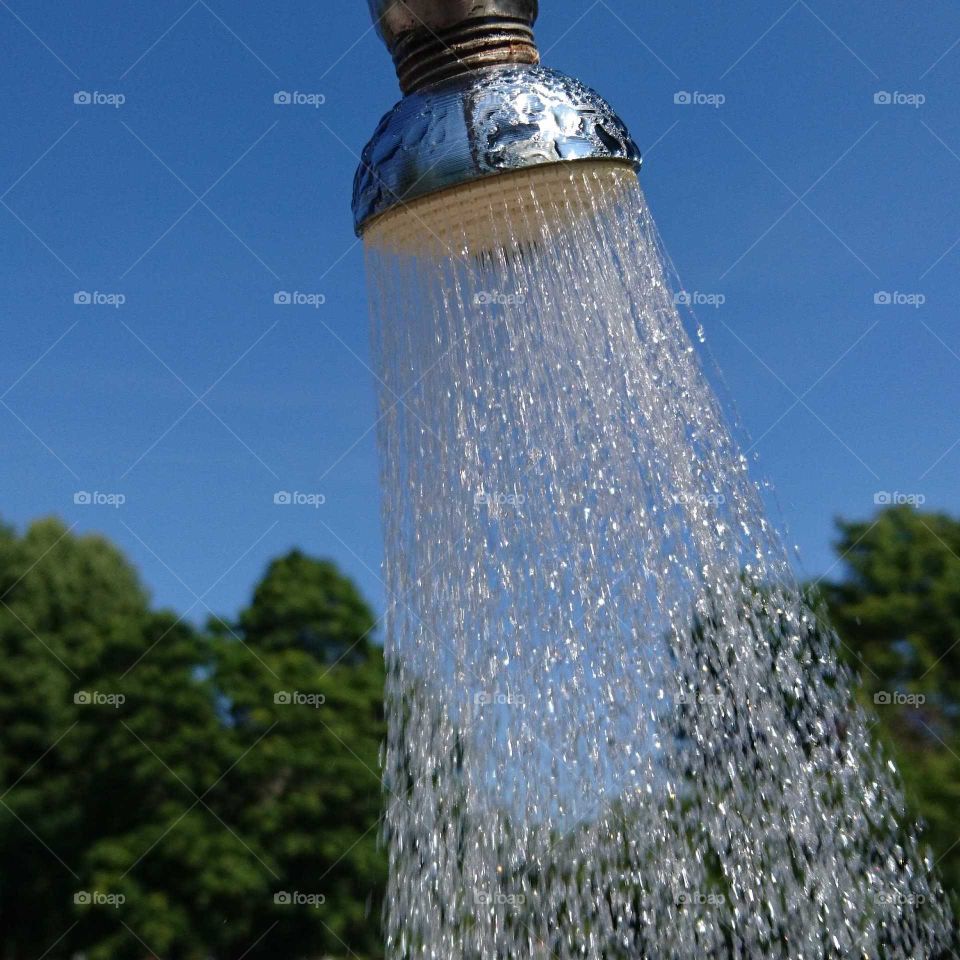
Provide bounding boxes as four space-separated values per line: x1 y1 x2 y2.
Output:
206 550 386 959
0 521 386 959
821 505 960 910
0 518 239 959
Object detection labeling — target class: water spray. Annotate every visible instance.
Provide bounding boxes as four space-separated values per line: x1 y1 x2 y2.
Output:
354 4 954 958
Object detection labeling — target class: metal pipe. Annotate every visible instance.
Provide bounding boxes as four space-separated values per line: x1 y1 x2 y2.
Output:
353 0 641 236
369 0 539 47
369 0 540 93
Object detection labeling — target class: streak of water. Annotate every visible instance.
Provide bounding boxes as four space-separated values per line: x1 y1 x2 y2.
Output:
364 164 953 958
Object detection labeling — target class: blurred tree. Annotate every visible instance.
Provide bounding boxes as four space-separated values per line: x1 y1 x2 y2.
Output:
3 508 958 956
0 518 155 958
0 523 386 960
821 505 960 911
0 518 245 960
206 549 386 960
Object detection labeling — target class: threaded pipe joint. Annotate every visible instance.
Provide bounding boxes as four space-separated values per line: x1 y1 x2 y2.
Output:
369 0 540 93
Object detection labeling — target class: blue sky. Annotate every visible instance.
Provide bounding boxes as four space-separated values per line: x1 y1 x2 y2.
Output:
1 0 958 624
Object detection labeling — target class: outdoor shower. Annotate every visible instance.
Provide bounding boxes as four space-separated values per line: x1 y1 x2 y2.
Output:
353 3 953 958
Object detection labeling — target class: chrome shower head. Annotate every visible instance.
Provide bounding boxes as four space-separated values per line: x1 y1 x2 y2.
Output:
353 0 641 238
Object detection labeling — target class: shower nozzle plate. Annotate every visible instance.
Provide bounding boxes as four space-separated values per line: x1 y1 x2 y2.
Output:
352 65 642 235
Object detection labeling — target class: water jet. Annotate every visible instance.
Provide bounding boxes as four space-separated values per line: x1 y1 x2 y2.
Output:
353 3 954 957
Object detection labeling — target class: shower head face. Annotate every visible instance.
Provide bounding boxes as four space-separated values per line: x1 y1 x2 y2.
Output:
352 65 641 236
364 159 638 257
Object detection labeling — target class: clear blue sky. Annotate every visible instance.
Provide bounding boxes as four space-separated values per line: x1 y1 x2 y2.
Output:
1 0 958 624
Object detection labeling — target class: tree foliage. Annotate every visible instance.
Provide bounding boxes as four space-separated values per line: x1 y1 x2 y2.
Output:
0 520 385 960
0 506 958 957
821 505 960 912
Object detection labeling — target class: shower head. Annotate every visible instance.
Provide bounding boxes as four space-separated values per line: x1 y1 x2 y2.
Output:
353 0 642 241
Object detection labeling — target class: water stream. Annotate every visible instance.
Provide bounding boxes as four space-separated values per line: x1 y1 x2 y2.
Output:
364 164 953 958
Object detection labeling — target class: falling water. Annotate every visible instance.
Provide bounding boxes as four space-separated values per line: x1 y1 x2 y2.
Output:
364 163 953 958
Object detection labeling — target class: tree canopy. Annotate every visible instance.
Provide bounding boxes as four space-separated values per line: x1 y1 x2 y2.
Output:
0 519 386 960
821 505 960 913
0 505 957 957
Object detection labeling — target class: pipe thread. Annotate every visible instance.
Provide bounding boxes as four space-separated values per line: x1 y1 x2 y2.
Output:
393 16 539 94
